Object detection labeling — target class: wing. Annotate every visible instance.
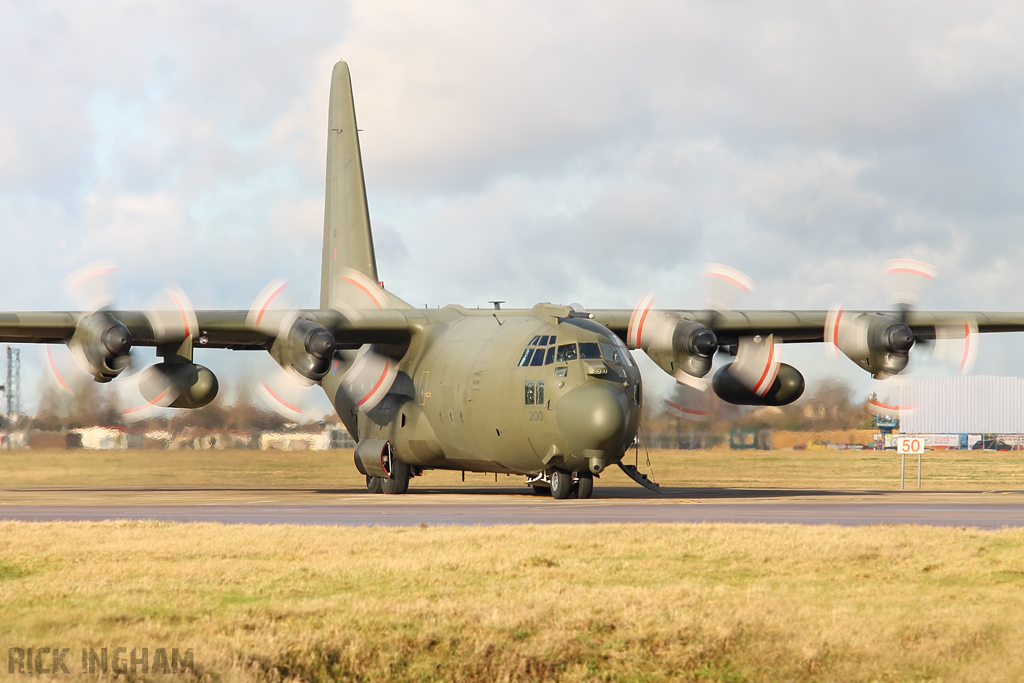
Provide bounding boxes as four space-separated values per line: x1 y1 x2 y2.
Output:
590 309 1024 344
0 308 414 349
590 307 1024 398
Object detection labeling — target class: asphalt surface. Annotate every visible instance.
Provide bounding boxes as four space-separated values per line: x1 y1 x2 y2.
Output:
3 486 1024 528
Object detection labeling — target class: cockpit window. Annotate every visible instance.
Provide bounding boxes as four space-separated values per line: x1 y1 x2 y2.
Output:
545 347 556 364
578 342 601 359
530 349 546 366
518 348 533 367
538 335 550 346
600 342 620 364
529 336 541 346
548 336 556 345
611 336 635 366
556 343 578 362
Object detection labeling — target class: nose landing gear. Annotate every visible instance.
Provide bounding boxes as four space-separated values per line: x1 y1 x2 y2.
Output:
526 468 594 499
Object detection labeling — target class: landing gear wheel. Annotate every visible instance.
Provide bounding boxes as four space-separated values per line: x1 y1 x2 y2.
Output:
366 475 383 494
550 469 573 500
381 457 410 495
576 471 594 500
532 484 549 495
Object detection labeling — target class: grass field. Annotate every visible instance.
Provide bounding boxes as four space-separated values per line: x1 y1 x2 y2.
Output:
3 521 1024 682
3 447 1024 492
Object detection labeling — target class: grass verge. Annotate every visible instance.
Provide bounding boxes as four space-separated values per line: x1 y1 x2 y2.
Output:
2 521 1024 682
3 448 1024 492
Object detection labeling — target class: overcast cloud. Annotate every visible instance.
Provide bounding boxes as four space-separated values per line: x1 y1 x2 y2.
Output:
2 1 1024 411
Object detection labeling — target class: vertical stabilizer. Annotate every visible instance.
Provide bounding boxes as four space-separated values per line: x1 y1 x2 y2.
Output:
321 61 380 309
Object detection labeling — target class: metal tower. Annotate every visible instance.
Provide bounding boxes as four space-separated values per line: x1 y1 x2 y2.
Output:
5 346 20 445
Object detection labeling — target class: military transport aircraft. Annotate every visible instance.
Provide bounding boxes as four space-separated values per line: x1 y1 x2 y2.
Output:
3 61 1024 499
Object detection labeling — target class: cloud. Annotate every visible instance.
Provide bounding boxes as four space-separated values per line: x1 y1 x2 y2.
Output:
2 0 1024 412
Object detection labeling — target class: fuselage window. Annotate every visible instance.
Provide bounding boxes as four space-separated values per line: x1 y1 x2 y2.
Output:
538 335 550 346
530 349 546 366
578 342 601 359
544 347 556 364
556 343 578 362
518 348 533 366
525 380 536 404
536 380 545 405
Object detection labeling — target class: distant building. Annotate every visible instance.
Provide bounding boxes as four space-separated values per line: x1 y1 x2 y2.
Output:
69 426 129 450
899 376 1024 434
258 427 353 451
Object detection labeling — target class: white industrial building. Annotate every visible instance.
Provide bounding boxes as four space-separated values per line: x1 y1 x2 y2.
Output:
899 376 1024 435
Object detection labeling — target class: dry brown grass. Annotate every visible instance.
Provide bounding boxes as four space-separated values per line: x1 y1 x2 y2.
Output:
2 521 1024 682
3 447 1023 492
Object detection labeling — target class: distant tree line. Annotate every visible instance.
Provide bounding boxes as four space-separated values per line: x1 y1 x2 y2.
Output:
641 377 876 449
29 377 319 433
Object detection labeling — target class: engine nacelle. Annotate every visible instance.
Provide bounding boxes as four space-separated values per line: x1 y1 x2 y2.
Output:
629 311 717 379
139 362 219 409
353 438 394 479
712 362 805 406
270 318 336 383
70 312 132 382
828 311 914 379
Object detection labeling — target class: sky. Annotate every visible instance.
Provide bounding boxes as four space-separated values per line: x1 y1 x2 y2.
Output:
2 0 1024 414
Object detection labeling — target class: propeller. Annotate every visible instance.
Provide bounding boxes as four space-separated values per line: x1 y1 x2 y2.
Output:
661 374 713 422
328 269 399 412
44 261 131 395
246 269 398 420
638 263 776 420
44 262 206 424
825 258 977 379
246 278 321 421
824 258 977 420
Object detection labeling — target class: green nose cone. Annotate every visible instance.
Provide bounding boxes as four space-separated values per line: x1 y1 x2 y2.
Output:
556 383 628 457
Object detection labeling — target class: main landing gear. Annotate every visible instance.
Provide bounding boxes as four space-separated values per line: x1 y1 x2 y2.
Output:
364 446 411 494
527 468 594 500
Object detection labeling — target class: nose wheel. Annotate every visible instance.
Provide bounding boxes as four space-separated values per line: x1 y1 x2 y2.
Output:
550 469 573 499
575 471 593 499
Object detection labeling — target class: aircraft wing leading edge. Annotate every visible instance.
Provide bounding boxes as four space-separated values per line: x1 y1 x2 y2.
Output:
0 309 414 350
590 309 1024 344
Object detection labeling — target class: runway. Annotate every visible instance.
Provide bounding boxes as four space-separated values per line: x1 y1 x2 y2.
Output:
3 486 1024 528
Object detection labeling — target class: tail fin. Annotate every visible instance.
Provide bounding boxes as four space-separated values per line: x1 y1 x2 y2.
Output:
320 61 410 311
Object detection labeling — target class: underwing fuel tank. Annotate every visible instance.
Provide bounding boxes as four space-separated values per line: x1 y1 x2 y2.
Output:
138 362 220 409
712 362 805 406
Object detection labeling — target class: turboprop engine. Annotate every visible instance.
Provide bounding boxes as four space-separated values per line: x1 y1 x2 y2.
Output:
627 299 718 378
269 318 336 383
712 362 806 406
825 309 915 379
69 312 132 382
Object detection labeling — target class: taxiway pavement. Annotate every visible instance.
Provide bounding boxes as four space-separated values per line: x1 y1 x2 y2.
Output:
3 486 1024 528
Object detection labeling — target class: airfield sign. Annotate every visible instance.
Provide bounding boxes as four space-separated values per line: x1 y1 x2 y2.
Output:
896 436 924 490
896 437 925 455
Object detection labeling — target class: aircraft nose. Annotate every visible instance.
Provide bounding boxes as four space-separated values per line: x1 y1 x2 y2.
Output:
555 383 629 471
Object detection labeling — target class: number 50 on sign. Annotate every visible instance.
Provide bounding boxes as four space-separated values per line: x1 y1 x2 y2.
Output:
897 436 924 454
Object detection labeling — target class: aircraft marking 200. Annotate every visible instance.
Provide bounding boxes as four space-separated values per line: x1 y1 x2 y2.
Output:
4 61 1024 499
